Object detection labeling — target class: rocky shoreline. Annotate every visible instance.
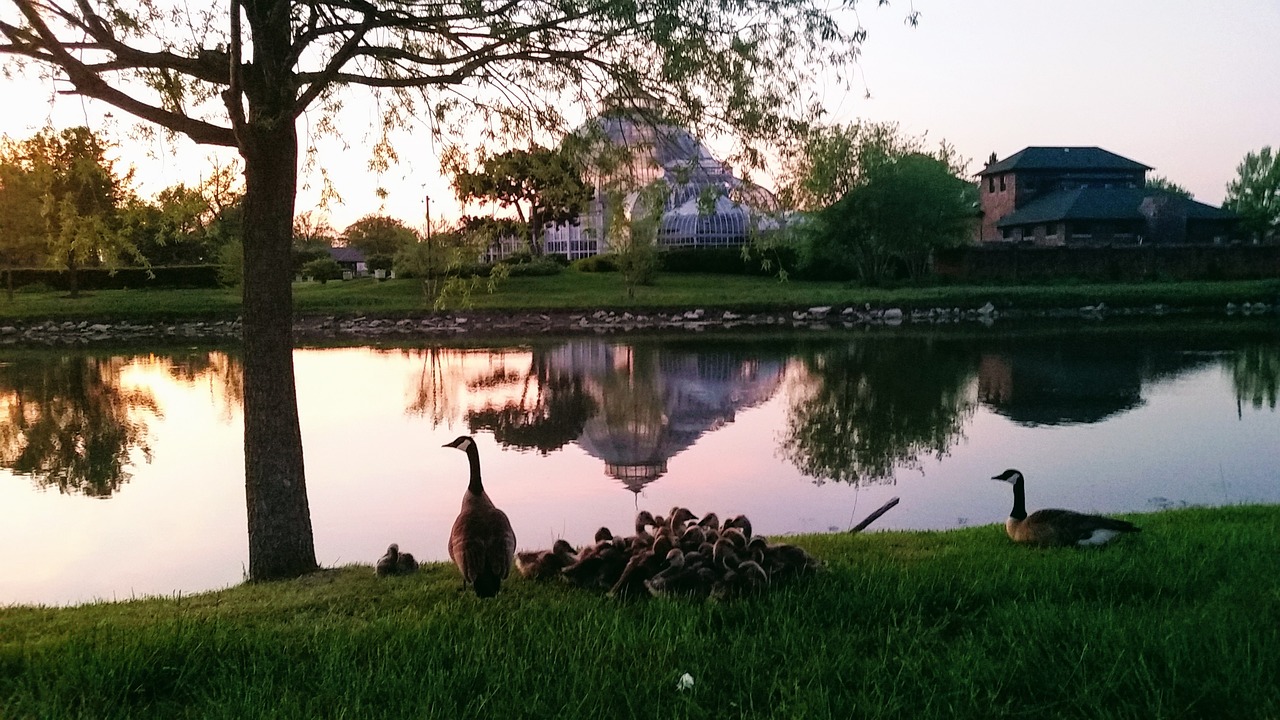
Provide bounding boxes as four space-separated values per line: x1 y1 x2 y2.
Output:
1 300 1274 346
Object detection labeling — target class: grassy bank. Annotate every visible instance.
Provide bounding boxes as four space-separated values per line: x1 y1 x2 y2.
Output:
0 273 1277 323
3 505 1278 719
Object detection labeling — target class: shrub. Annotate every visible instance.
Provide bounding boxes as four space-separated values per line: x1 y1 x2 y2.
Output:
301 257 344 283
502 258 563 277
572 254 619 272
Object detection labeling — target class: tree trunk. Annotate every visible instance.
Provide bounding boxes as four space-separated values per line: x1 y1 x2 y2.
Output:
67 254 79 299
239 113 317 581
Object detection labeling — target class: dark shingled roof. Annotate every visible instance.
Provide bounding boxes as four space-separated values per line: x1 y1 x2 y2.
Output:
981 147 1151 176
328 246 366 263
997 187 1237 227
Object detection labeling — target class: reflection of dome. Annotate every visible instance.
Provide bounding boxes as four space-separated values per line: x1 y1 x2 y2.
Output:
565 341 786 491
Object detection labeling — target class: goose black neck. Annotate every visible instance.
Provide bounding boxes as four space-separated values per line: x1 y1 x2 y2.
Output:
464 443 485 495
1010 478 1027 521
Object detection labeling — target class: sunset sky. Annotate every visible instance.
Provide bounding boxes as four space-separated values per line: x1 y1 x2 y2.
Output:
1 0 1276 231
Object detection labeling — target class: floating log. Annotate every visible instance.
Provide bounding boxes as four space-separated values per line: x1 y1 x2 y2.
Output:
849 497 900 533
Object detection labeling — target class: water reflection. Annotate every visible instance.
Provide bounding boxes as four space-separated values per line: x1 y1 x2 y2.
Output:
412 339 787 490
782 337 979 485
1231 343 1280 412
0 354 160 497
0 351 242 497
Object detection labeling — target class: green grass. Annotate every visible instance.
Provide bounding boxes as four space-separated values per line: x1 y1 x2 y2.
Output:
1 273 1277 323
3 505 1278 719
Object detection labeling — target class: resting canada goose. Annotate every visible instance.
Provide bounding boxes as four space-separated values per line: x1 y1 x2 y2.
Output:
516 539 577 580
375 543 400 577
992 469 1140 547
444 435 517 597
396 551 419 574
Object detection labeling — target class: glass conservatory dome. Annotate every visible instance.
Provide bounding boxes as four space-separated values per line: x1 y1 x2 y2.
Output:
546 104 780 253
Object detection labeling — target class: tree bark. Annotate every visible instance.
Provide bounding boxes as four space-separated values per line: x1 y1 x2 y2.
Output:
239 121 316 580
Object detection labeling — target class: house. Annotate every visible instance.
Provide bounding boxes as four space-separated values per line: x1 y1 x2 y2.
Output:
328 246 367 276
978 147 1237 245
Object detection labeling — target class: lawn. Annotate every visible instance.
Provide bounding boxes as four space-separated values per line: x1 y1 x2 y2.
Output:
2 505 1277 719
1 272 1278 323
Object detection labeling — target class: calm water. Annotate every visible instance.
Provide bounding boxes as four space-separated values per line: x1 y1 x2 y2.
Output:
2 318 1278 606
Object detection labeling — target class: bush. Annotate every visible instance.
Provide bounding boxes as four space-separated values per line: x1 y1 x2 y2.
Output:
301 257 345 283
502 258 564 277
366 254 395 272
1 266 225 291
572 254 619 272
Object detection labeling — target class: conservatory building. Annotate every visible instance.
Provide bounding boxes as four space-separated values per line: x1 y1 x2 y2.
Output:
540 106 780 259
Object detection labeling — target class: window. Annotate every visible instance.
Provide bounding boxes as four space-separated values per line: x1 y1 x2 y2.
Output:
999 175 1006 191
988 177 995 193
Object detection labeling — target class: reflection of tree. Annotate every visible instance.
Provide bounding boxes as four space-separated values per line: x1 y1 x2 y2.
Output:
161 351 244 422
782 338 977 485
467 353 597 455
1232 344 1279 413
0 355 161 497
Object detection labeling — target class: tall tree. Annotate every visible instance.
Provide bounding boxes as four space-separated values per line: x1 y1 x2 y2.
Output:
2 0 884 580
0 127 139 298
339 214 417 258
1224 146 1280 242
448 145 591 255
1145 175 1193 199
0 150 47 299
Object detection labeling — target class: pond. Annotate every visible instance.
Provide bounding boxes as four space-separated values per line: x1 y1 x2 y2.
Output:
2 317 1278 606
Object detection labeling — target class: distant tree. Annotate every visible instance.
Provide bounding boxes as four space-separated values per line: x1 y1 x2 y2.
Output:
447 145 591 256
293 211 338 249
340 215 418 258
608 182 666 299
1224 147 1280 242
0 127 140 298
393 225 508 310
0 152 47 299
1146 175 1193 199
778 121 954 211
122 183 219 265
799 146 975 282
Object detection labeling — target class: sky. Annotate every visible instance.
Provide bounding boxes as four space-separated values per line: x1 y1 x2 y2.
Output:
1 0 1277 232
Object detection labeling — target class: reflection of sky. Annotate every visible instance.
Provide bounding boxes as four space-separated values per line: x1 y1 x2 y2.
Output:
2 340 1278 606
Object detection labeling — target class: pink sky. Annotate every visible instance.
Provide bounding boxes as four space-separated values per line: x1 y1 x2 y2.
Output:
2 0 1276 230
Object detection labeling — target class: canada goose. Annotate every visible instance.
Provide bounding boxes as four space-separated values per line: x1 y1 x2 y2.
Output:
444 435 517 597
396 551 419 574
723 514 753 539
668 507 697 531
697 512 721 532
516 539 577 580
375 543 400 577
991 469 1141 547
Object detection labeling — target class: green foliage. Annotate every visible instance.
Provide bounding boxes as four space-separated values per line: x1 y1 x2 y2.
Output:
797 147 976 283
366 254 395 273
446 145 591 255
216 240 243 288
571 254 620 272
501 258 564 277
1145 175 1193 199
340 215 419 258
301 257 344 283
393 227 508 310
1224 146 1280 241
0 127 143 298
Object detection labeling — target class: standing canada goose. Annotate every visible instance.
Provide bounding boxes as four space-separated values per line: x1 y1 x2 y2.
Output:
444 435 517 597
991 469 1140 547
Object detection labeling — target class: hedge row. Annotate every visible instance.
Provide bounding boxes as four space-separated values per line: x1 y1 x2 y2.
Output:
3 265 223 291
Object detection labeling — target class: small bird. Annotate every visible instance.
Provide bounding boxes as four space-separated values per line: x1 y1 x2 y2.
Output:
444 435 517 597
991 469 1140 547
516 539 578 580
375 543 400 577
396 551 419 574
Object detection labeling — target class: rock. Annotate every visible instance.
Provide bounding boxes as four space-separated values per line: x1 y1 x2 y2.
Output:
882 308 903 321
977 302 995 315
807 306 831 317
